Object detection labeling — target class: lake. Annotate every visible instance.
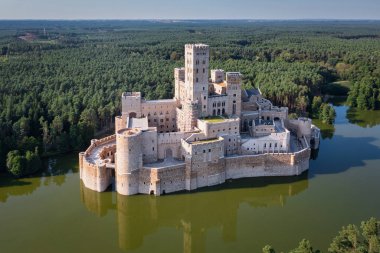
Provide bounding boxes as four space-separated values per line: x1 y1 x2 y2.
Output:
1 103 380 253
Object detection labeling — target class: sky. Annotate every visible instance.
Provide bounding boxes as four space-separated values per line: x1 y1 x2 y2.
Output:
0 0 379 20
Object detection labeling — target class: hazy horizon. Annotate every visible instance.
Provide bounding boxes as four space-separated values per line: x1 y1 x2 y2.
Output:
1 0 379 20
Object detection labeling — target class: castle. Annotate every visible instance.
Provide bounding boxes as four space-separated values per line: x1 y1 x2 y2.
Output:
79 44 320 196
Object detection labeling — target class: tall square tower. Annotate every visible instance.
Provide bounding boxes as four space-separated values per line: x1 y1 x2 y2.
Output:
185 44 209 107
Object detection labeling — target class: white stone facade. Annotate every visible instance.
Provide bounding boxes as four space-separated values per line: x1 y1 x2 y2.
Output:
79 44 320 196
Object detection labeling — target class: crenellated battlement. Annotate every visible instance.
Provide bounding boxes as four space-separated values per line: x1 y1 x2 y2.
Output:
79 43 319 196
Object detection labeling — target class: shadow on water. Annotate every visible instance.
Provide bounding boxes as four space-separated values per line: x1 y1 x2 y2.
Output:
0 153 78 202
0 174 40 203
346 107 380 128
309 135 380 177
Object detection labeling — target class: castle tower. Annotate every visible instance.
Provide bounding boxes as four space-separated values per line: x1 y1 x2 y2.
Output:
174 67 185 100
185 44 209 116
115 128 142 195
121 92 142 119
226 72 242 116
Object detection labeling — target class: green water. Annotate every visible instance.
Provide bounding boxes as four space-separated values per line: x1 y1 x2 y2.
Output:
1 104 380 253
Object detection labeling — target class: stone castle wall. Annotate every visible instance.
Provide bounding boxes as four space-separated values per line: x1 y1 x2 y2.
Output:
225 148 310 179
79 135 116 192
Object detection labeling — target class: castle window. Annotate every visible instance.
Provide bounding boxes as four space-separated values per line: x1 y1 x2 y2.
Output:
208 149 211 152
203 150 206 153
154 119 157 122
203 60 205 64
160 119 163 122
196 69 199 73
204 96 206 100
233 94 236 97
196 78 198 82
152 147 155 151
203 68 205 73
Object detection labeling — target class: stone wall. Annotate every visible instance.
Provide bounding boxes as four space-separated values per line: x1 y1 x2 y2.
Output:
157 132 190 159
116 128 143 175
115 170 139 195
122 92 142 118
79 135 116 192
241 131 290 155
197 118 240 139
141 129 158 163
141 99 178 133
80 160 112 192
225 148 310 179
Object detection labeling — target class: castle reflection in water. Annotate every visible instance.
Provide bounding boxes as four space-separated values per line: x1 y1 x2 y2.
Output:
80 175 309 252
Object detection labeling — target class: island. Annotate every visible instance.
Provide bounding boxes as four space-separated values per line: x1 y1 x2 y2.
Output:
79 43 320 196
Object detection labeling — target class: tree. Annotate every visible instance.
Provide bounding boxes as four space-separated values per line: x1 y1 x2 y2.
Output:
319 103 336 124
6 148 41 178
289 239 318 253
262 245 276 253
312 96 323 117
6 150 26 177
361 218 380 253
328 218 380 253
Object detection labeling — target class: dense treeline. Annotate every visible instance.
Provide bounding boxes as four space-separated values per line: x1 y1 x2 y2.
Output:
1 20 379 176
263 217 380 253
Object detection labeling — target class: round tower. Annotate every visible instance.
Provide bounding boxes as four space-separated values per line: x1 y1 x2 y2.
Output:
115 128 142 195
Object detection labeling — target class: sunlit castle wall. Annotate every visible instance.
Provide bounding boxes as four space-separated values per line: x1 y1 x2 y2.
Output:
115 128 142 195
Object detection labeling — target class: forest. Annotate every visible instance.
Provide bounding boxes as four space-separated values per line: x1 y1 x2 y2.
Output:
0 20 379 176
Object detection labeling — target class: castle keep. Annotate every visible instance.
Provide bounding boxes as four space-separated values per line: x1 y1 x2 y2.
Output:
79 44 320 196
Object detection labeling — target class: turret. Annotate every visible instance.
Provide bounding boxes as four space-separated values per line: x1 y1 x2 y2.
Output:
226 72 242 116
296 118 312 142
174 67 185 100
121 92 142 119
115 128 142 195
